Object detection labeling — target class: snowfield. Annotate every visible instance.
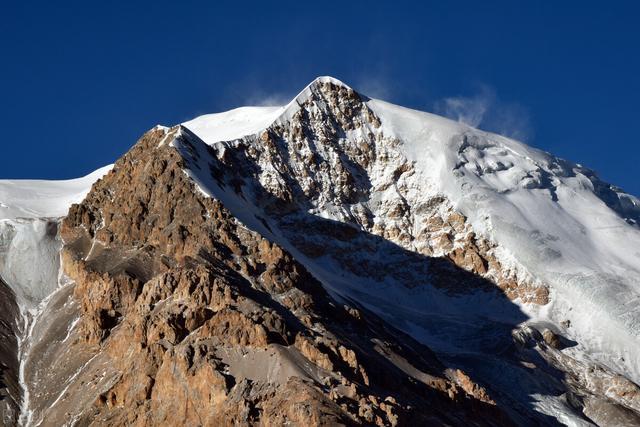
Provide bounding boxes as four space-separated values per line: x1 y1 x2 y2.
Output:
367 97 640 384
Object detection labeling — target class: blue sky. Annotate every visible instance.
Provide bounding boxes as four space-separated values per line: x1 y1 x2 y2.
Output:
2 1 639 195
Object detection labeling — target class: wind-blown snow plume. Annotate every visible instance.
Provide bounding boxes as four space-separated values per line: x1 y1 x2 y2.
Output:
437 85 532 141
353 75 394 100
437 86 492 128
243 91 293 107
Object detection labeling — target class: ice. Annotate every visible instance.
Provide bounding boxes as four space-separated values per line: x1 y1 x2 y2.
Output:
0 219 60 306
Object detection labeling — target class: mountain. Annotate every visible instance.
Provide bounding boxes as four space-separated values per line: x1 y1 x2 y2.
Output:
1 76 639 426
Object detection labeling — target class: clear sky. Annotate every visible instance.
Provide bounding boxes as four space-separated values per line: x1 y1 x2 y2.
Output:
2 1 639 195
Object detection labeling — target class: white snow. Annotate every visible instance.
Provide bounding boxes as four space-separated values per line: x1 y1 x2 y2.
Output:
367 98 640 384
0 165 112 220
184 106 283 145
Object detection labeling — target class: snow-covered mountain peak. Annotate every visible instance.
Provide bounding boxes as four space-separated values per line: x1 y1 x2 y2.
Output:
293 75 353 97
173 77 640 422
182 76 355 147
0 76 639 424
287 75 353 103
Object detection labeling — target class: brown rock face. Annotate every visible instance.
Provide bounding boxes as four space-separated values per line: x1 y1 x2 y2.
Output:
0 278 20 426
36 127 512 426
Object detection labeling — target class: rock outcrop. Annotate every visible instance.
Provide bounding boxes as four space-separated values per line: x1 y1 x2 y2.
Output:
0 278 20 426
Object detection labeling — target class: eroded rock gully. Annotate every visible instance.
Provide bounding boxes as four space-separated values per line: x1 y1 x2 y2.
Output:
19 127 511 426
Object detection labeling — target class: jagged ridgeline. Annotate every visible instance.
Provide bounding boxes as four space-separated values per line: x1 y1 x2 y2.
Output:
0 77 639 426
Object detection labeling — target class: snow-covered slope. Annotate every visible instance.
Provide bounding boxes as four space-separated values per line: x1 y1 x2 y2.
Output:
0 166 113 221
0 165 112 304
184 107 283 144
176 76 640 424
368 98 640 378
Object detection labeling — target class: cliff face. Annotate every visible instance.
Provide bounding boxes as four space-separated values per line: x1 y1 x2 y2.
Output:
0 278 20 426
37 127 508 426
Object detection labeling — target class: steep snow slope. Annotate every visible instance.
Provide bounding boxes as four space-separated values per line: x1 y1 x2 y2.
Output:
0 166 113 221
367 98 640 381
0 166 111 426
179 76 640 423
0 166 112 304
184 106 283 143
